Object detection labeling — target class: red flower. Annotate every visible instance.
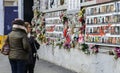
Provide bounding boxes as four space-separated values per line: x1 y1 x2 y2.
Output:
79 17 83 22
66 35 71 44
63 28 67 37
114 47 120 58
80 24 86 31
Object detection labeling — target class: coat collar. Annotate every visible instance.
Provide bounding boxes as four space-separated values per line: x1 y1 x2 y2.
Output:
12 24 27 32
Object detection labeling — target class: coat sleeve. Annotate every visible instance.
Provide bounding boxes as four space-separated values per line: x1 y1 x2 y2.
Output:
22 35 31 52
30 37 40 50
34 39 40 50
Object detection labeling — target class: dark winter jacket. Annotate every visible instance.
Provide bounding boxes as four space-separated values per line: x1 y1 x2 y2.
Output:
29 37 39 54
8 25 31 60
27 36 40 64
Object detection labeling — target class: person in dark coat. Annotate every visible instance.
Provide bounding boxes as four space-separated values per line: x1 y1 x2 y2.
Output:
25 22 40 73
8 19 31 73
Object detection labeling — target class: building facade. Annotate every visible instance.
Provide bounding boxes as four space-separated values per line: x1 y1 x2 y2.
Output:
32 0 120 73
4 0 18 6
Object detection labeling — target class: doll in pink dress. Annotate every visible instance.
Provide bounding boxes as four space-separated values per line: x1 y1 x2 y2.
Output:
78 31 84 43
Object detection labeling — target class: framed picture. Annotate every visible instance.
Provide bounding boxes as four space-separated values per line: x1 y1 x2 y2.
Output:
91 8 94 15
86 18 89 24
93 7 97 14
118 3 120 11
110 4 115 12
94 17 97 24
101 5 106 13
86 8 90 15
106 5 110 13
98 7 100 14
115 26 119 35
117 15 120 22
91 18 94 24
87 18 90 24
99 16 104 23
108 37 112 44
101 37 104 43
117 26 120 35
86 27 89 34
92 37 94 42
90 28 93 33
112 37 116 44
105 16 109 23
110 26 115 35
60 0 64 5
93 27 98 33
113 15 118 23
109 15 113 23
104 37 108 44
116 37 120 44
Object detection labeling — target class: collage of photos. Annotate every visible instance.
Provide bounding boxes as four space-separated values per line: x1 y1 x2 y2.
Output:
39 0 66 11
85 2 120 46
46 25 63 32
45 11 65 18
46 0 65 9
46 32 63 39
45 10 65 40
86 3 115 16
86 36 120 45
86 15 120 24
86 26 120 35
45 19 62 24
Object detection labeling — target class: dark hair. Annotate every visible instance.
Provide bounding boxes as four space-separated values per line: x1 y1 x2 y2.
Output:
12 19 25 26
25 22 33 34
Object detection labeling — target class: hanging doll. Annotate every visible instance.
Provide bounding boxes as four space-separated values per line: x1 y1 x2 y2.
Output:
78 31 84 43
63 25 71 44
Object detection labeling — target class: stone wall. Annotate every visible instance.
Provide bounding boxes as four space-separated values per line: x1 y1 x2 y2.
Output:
38 44 120 73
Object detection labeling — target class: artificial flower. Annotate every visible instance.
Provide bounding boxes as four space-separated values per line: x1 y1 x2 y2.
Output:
114 47 120 59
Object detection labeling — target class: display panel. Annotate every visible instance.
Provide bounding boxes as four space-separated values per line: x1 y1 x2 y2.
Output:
85 2 120 47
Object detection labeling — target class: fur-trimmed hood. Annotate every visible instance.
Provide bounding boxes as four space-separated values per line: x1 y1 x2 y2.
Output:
12 24 27 32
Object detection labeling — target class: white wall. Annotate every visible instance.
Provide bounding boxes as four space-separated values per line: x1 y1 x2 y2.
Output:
0 0 4 35
18 0 23 19
38 44 120 73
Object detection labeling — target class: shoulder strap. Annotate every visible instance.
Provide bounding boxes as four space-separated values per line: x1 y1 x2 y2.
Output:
33 42 37 51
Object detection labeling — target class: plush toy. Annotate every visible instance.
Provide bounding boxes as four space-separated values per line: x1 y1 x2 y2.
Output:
78 32 84 43
63 25 69 37
63 28 68 37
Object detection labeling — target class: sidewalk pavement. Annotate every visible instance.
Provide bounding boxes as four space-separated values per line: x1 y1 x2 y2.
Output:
0 53 77 73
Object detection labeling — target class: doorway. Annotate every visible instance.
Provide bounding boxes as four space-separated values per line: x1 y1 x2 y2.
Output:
24 0 33 23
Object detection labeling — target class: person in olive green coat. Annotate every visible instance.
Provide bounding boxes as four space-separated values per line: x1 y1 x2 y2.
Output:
8 19 31 73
